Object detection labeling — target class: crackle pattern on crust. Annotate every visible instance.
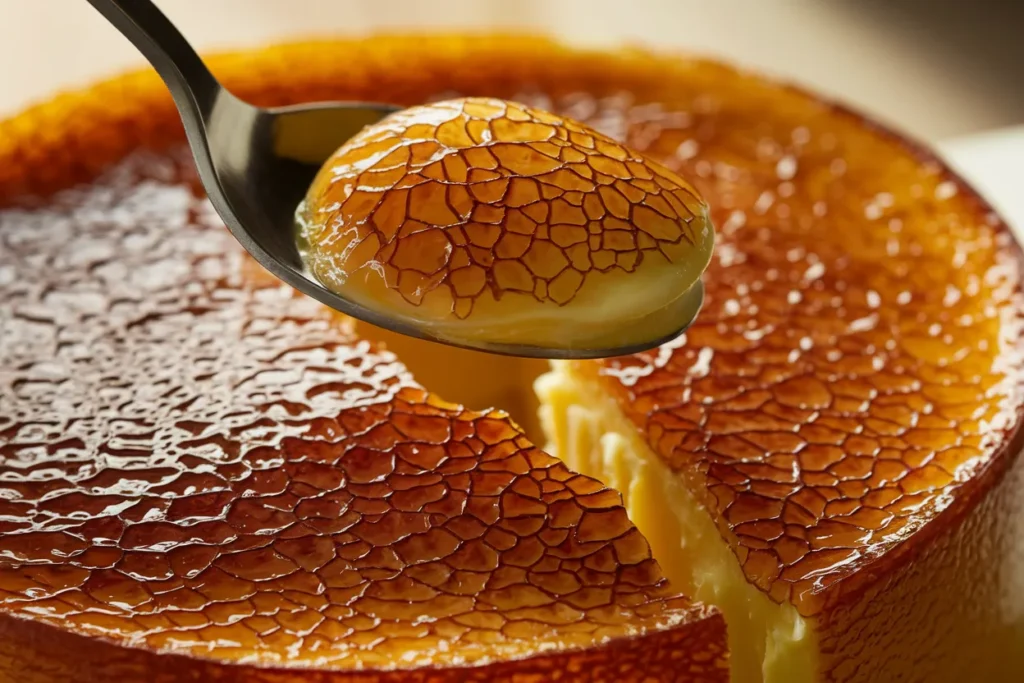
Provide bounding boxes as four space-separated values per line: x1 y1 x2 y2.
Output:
0 150 725 682
300 97 709 320
1 33 1024 683
570 64 1024 614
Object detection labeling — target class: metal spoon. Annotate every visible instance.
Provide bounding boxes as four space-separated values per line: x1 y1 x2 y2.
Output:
86 0 704 359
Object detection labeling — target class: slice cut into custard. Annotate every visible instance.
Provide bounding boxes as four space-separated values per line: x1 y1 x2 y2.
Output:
531 52 1024 683
2 34 1024 683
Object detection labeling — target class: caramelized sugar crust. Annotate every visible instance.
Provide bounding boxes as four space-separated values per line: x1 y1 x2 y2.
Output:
1 33 1023 682
568 54 1024 615
300 97 710 327
0 149 724 681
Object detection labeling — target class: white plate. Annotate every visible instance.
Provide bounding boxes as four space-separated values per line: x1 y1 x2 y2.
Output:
940 125 1024 239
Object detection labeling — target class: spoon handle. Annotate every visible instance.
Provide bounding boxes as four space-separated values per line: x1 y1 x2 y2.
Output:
85 0 222 119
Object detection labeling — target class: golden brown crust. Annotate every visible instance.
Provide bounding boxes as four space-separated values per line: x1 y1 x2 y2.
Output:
2 33 1023 683
1 606 727 683
0 39 730 682
814 440 1024 682
571 64 1024 614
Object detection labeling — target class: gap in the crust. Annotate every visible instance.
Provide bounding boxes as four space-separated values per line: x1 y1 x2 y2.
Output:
353 320 549 445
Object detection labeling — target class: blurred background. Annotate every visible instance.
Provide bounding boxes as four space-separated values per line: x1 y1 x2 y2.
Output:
1 0 1022 144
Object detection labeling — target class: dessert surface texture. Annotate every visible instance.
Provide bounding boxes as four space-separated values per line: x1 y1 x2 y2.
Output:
1 35 1022 683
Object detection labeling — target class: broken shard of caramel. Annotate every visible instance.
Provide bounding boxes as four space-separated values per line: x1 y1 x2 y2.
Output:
298 97 713 352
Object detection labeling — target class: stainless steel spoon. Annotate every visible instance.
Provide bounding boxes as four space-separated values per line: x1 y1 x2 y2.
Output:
86 0 704 359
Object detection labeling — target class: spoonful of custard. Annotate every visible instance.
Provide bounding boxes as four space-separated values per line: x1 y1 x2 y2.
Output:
298 97 713 358
87 0 710 359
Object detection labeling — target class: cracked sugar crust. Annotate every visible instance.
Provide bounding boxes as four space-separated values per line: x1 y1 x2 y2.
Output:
3 32 1024 681
0 150 726 682
299 97 711 325
567 65 1024 612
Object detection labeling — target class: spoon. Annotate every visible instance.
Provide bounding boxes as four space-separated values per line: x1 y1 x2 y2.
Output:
86 0 704 359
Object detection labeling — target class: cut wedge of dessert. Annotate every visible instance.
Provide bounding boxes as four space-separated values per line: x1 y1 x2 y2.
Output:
1 34 1023 683
531 44 1024 683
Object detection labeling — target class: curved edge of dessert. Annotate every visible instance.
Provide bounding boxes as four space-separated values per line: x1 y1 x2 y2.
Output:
673 37 1024 603
0 601 727 682
608 83 1024 607
610 88 1024 609
0 31 1005 216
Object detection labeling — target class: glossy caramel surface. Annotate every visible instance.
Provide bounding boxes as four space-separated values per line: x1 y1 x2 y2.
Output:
0 149 724 681
570 61 1024 613
299 97 712 351
1 33 1023 683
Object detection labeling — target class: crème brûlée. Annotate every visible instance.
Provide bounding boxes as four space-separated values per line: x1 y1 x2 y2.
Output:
297 96 712 353
1 35 1023 683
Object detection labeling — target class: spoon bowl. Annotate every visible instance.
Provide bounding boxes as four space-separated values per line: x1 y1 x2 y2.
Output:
86 0 704 359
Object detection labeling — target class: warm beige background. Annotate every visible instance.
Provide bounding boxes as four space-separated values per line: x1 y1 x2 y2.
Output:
1 0 1022 142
